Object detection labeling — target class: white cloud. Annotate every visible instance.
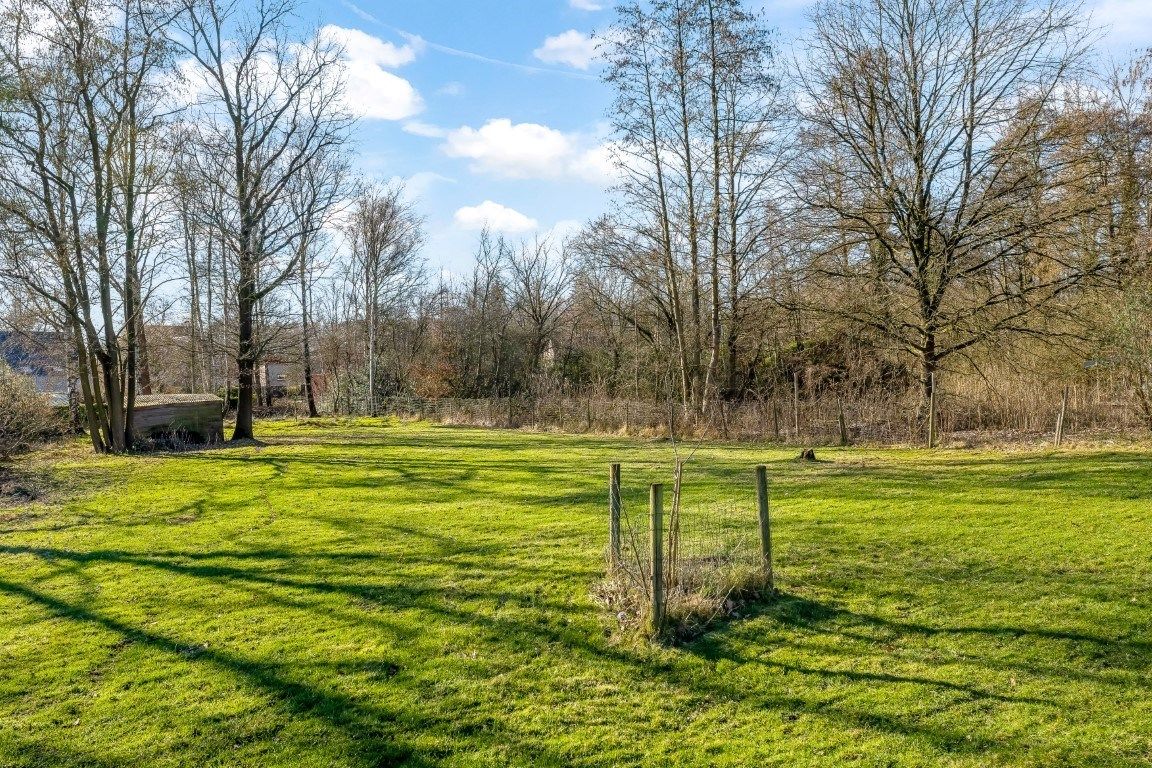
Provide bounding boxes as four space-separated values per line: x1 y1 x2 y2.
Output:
319 25 424 120
545 219 584 243
437 81 466 97
323 25 421 67
1091 0 1152 54
533 30 598 70
570 0 604 10
569 144 618 185
388 172 455 198
440 119 618 185
454 201 539 233
403 121 449 138
443 119 571 178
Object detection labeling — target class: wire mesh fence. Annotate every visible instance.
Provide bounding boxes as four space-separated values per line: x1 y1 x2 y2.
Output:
595 463 772 641
366 382 1152 446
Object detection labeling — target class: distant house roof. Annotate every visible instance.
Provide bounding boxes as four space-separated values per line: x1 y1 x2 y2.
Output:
0 330 69 377
0 331 72 406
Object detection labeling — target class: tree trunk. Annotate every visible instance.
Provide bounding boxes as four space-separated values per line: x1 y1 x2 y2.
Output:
299 244 319 417
137 316 153 396
232 269 256 441
921 332 938 406
921 333 940 447
303 360 319 417
704 0 723 409
69 325 106 453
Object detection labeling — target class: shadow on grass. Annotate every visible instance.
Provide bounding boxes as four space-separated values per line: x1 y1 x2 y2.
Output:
0 560 596 768
689 593 1084 707
0 576 427 768
704 591 1152 674
1 737 134 768
6 542 1141 766
691 589 1152 690
5 429 1152 766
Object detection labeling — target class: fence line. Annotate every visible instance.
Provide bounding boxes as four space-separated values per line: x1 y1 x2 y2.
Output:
372 385 1152 445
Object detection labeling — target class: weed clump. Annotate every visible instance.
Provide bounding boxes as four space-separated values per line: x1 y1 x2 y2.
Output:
595 536 772 643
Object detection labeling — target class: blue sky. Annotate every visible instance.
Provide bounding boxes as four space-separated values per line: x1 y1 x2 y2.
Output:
296 0 1152 276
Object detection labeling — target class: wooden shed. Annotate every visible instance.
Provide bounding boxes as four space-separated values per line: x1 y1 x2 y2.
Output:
133 394 225 443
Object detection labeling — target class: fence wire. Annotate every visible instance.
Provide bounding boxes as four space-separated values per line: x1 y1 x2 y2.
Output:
369 386 1152 445
601 466 768 639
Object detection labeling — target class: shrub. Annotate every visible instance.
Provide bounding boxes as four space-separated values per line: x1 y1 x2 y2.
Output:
0 366 58 460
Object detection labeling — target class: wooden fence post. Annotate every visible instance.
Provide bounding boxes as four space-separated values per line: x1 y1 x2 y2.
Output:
756 466 774 592
837 397 849 447
609 464 622 567
928 372 938 449
1055 386 1069 447
649 483 665 636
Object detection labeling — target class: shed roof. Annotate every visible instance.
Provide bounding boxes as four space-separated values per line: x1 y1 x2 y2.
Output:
135 394 223 409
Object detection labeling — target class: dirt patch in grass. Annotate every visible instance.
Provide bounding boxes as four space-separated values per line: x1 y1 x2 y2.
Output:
0 464 62 532
0 440 117 517
0 466 48 507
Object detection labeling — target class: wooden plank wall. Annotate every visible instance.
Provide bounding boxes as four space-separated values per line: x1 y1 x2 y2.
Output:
133 400 224 442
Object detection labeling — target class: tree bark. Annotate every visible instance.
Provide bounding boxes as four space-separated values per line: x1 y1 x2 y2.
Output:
233 262 256 441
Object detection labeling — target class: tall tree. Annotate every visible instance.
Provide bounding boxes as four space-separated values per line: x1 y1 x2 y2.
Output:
508 237 572 383
289 150 348 417
596 0 783 412
0 0 172 452
173 0 352 440
342 182 424 415
796 0 1097 405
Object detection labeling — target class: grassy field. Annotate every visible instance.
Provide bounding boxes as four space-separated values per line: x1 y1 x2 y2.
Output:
1 420 1150 767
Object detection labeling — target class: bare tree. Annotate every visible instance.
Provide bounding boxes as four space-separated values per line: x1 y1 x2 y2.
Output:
1088 53 1152 423
342 182 425 414
597 0 784 412
173 0 353 440
795 0 1097 406
508 237 572 383
289 152 349 417
0 0 172 452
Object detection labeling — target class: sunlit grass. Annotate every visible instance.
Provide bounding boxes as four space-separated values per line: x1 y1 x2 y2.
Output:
1 419 1149 766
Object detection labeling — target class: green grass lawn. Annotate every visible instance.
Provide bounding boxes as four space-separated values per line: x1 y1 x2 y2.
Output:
1 420 1150 767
